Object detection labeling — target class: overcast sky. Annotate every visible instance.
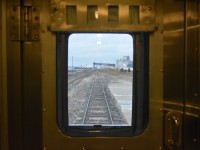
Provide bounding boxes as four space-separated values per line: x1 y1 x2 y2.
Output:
68 33 133 67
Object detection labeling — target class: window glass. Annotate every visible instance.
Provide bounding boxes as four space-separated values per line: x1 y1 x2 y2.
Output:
68 33 133 126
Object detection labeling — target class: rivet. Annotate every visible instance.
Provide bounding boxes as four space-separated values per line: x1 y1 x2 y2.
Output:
194 93 198 97
11 35 15 39
194 139 197 142
147 7 152 11
160 108 163 111
35 35 39 39
120 147 124 150
82 147 85 150
159 146 162 150
43 108 46 112
160 69 164 72
43 146 47 150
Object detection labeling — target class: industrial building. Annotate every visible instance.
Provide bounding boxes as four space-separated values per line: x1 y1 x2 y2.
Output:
93 62 115 69
116 56 133 71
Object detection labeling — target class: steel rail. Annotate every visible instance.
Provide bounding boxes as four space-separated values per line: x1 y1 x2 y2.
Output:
68 70 94 88
82 78 95 124
82 72 113 125
101 79 114 125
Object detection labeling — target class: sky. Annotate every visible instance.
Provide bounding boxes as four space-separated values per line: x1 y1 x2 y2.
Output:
68 33 134 67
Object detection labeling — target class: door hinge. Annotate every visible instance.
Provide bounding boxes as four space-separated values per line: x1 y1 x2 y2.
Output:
9 4 40 41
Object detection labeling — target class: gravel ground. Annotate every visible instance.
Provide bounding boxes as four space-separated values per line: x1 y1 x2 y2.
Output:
100 69 133 125
68 69 129 125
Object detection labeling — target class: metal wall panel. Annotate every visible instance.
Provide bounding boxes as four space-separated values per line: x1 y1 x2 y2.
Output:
7 31 23 150
50 0 155 31
163 1 184 103
6 0 42 150
163 0 184 149
23 42 42 150
163 31 184 104
0 1 8 150
184 0 200 149
164 0 200 149
0 1 2 149
7 2 23 150
43 0 164 150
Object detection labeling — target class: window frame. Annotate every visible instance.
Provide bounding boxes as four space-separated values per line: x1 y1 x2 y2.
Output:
56 32 149 137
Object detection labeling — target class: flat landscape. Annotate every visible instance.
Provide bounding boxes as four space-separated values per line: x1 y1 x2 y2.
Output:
68 69 132 126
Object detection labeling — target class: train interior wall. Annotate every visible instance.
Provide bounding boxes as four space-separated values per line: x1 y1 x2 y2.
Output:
0 0 200 150
163 0 200 150
1 0 8 150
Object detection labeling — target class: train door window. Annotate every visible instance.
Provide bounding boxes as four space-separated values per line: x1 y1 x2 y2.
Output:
57 33 149 137
68 33 133 126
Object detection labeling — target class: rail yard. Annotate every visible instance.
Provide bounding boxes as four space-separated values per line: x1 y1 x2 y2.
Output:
68 69 132 126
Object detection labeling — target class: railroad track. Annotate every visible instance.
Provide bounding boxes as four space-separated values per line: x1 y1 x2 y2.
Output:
68 69 94 88
82 73 114 125
68 70 127 126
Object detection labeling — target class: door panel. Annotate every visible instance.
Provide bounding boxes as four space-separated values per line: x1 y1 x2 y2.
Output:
164 0 200 150
3 0 200 150
7 41 23 150
42 0 164 150
0 1 2 149
184 0 200 149
1 1 8 150
6 0 42 150
163 0 184 150
7 1 23 147
23 42 42 150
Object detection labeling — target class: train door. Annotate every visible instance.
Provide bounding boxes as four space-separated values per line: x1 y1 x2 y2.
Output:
0 2 2 149
184 1 200 149
44 0 164 149
6 0 42 150
5 0 163 150
1 1 8 150
163 0 185 149
3 0 200 150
